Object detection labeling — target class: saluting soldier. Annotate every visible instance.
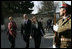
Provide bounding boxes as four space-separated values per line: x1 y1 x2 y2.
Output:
53 1 71 48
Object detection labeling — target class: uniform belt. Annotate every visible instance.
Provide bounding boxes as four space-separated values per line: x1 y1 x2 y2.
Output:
61 38 71 42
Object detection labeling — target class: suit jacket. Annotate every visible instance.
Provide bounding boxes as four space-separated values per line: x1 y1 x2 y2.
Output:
31 21 45 38
21 19 31 36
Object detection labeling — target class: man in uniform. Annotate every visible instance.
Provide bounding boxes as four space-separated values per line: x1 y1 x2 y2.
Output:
53 1 71 48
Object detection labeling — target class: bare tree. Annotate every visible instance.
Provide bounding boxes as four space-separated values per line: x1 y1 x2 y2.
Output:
54 1 60 13
37 1 54 14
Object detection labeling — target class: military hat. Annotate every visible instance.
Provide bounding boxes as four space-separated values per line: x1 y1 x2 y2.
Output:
60 1 71 14
61 1 71 9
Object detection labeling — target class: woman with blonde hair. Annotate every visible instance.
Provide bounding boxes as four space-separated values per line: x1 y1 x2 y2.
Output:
7 16 17 48
31 16 45 48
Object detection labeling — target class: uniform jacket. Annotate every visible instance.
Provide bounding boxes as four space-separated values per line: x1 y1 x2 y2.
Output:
57 15 71 38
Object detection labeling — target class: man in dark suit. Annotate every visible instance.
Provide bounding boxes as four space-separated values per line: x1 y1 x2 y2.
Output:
21 14 31 48
31 16 45 48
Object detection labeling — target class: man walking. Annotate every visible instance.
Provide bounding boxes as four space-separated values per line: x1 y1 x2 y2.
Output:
21 14 32 48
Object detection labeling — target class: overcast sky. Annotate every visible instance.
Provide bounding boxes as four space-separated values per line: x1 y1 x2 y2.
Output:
31 1 71 14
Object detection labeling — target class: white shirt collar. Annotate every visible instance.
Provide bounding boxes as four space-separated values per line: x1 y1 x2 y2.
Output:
24 19 28 24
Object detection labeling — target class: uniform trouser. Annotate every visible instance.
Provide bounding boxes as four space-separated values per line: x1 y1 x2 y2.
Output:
23 34 30 48
8 34 15 48
54 32 60 48
59 33 71 48
34 37 41 48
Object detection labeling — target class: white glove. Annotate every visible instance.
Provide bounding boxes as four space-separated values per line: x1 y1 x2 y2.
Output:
53 44 56 48
30 36 32 39
53 24 58 32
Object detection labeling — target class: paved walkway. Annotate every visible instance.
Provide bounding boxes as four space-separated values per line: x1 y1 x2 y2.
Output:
1 29 54 48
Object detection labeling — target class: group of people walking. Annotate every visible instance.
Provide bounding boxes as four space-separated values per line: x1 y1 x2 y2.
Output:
7 14 45 48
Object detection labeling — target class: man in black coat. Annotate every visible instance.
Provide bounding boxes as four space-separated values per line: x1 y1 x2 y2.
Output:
21 14 31 48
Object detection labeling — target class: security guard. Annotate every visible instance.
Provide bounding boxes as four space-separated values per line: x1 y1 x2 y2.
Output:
53 1 71 48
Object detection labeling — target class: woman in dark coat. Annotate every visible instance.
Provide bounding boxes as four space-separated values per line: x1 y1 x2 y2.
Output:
31 16 45 48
